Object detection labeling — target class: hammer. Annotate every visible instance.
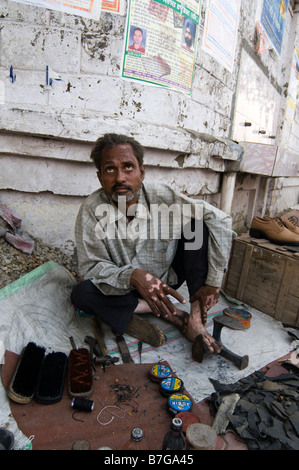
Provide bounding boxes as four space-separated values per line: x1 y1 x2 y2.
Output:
84 336 119 372
212 315 249 370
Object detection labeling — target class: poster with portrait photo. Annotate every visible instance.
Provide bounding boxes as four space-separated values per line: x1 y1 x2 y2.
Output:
122 0 202 95
128 26 147 54
181 17 196 52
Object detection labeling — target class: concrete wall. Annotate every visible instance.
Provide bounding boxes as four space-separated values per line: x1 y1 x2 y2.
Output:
0 0 299 250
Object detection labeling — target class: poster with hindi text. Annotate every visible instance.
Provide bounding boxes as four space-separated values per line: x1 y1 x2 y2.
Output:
201 0 240 73
122 0 202 95
101 0 123 14
8 0 102 20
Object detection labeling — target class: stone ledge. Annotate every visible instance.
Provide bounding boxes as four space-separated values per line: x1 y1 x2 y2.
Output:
0 105 243 165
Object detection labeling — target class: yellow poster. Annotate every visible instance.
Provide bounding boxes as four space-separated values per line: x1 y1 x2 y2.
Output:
122 0 202 95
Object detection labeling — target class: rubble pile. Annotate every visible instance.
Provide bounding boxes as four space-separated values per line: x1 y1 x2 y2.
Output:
0 235 80 289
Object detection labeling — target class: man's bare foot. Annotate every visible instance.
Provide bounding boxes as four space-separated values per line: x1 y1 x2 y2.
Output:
191 334 222 362
185 300 205 341
186 300 222 361
134 299 189 334
135 299 188 327
165 308 189 334
134 297 221 363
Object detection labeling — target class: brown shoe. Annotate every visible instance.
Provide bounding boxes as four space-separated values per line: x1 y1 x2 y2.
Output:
280 214 299 236
249 216 299 245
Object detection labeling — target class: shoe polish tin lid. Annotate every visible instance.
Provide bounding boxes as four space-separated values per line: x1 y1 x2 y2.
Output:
167 393 193 416
160 377 184 396
149 363 171 382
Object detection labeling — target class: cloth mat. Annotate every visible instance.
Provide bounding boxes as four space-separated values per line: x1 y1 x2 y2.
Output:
0 261 293 449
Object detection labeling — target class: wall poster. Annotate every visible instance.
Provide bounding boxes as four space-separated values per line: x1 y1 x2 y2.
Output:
201 0 240 73
260 0 289 55
121 0 202 95
101 0 123 14
8 0 102 19
285 45 299 122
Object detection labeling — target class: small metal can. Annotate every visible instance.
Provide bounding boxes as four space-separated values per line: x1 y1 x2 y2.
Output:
167 393 193 416
159 377 184 396
149 363 171 382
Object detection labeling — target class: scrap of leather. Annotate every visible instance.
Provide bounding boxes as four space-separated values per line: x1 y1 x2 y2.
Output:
209 365 299 450
125 314 166 347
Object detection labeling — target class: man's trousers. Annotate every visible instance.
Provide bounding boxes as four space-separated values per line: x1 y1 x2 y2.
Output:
71 220 209 335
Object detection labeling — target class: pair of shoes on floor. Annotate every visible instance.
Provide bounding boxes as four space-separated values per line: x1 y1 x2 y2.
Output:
250 214 299 246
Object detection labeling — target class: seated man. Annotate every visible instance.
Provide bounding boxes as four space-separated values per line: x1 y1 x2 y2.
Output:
71 133 232 362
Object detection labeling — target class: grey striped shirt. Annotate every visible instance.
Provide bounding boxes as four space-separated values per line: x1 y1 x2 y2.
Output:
75 183 232 295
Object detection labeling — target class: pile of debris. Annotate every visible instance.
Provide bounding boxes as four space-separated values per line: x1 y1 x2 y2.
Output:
209 360 299 450
0 204 79 289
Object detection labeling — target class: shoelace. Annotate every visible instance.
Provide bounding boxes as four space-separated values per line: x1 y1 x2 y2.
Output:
287 215 299 227
274 218 285 227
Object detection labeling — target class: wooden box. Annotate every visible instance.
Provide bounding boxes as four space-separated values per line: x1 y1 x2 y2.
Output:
224 233 299 327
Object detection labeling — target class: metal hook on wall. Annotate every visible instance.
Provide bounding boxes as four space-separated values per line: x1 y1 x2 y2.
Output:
9 66 16 83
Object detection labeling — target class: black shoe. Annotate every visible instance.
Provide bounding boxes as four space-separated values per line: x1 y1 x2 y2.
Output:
0 429 14 450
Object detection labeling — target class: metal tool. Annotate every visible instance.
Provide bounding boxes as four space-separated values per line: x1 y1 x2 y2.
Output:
94 355 119 368
84 336 102 357
115 335 134 364
84 335 119 372
92 318 110 356
212 315 249 370
84 336 98 371
138 341 142 364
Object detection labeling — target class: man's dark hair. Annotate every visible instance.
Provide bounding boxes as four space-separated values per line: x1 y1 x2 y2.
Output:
134 27 143 36
90 133 144 171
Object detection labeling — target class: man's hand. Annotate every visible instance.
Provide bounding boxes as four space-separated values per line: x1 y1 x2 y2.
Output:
130 269 186 318
189 285 220 325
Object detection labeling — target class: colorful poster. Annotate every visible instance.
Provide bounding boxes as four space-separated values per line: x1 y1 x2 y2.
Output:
8 0 102 19
201 0 240 73
286 46 299 122
122 0 202 95
260 0 289 55
101 0 122 14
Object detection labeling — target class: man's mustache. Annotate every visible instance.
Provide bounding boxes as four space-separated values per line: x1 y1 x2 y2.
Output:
112 183 133 191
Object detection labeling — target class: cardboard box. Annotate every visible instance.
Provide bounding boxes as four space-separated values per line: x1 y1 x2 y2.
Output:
224 233 299 327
